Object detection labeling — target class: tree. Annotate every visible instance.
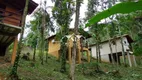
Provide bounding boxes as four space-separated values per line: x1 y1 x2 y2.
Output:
10 0 29 79
39 0 46 65
70 0 82 80
52 0 74 73
29 0 54 64
25 31 38 61
85 0 106 71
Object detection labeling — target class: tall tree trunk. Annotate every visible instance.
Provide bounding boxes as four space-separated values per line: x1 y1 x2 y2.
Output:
45 41 48 63
33 47 36 61
109 40 115 64
118 26 126 66
70 37 77 80
96 42 100 71
60 39 67 73
70 0 81 80
95 24 101 71
80 38 84 74
98 42 101 63
120 36 126 66
114 40 119 65
40 28 44 65
10 0 29 78
40 1 46 65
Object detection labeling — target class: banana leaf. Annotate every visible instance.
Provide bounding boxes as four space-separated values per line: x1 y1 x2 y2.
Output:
86 1 142 27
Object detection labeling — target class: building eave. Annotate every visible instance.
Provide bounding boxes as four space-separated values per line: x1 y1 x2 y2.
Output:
90 34 133 47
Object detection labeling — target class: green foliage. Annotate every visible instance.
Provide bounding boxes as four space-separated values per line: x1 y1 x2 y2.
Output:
133 46 142 56
86 1 142 27
52 0 74 72
26 32 37 48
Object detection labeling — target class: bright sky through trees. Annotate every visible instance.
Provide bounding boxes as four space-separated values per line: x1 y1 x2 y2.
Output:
24 0 88 37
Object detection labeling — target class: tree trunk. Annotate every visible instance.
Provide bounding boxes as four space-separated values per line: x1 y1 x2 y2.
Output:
96 42 100 71
45 41 48 63
109 40 115 64
80 38 84 74
40 1 47 65
120 36 126 66
70 0 81 80
98 42 101 63
96 42 99 64
95 24 101 71
33 47 36 61
70 38 77 80
40 28 44 65
118 26 126 66
10 0 29 78
60 37 68 73
115 42 119 65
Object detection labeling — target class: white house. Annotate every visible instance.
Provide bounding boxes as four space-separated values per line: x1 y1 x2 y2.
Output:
90 34 137 67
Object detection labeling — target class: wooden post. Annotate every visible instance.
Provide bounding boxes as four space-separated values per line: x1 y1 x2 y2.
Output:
78 48 81 64
68 46 71 64
87 50 90 62
132 55 137 67
127 50 132 67
11 36 18 64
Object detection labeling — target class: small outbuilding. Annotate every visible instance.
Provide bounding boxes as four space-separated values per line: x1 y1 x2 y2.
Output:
47 29 91 64
90 34 137 67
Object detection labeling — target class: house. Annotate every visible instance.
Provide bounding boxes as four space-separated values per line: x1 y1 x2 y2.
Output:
90 34 137 67
47 29 91 64
0 0 38 64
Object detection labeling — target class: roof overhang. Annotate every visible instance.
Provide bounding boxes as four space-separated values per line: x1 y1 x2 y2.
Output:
0 22 21 46
90 34 134 47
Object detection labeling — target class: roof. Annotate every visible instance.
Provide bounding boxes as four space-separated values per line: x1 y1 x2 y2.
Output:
90 34 134 47
46 28 91 40
3 0 38 14
47 35 56 40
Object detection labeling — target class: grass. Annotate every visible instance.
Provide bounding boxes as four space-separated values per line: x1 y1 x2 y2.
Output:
0 55 142 80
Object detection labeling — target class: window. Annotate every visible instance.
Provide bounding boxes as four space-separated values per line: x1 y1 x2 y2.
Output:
124 41 127 44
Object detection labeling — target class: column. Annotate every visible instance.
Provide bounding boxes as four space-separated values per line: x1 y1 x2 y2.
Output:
127 50 132 67
11 36 18 64
78 48 81 64
68 46 71 65
87 50 90 62
132 55 137 67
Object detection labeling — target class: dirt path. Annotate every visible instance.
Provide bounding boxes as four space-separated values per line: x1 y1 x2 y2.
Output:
0 63 10 68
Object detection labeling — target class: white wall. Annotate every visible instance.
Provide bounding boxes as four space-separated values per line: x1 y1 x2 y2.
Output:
91 37 130 62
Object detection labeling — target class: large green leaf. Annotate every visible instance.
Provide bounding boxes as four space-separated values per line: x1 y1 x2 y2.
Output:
86 1 142 27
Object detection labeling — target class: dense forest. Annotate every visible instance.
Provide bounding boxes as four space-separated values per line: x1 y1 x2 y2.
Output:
0 0 142 80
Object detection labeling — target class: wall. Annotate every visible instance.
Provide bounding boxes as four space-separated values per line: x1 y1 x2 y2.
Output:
48 35 90 63
3 6 22 26
21 46 34 59
101 54 110 62
48 38 60 58
91 37 130 62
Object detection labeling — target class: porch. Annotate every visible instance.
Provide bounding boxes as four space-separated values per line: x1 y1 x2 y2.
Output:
0 22 21 64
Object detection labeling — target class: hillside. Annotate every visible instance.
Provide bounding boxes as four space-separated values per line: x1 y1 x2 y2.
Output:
0 56 142 80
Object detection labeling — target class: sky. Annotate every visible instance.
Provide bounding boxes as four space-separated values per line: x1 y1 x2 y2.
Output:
24 0 88 37
26 0 88 25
